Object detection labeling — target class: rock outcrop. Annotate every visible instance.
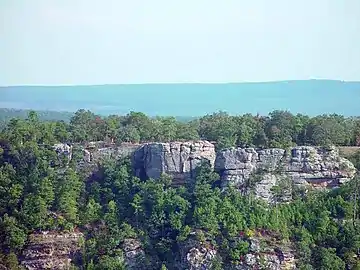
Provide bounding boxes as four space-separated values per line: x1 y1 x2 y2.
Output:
121 238 147 270
176 230 218 270
133 141 216 185
175 229 296 270
132 142 356 202
54 141 140 165
85 142 141 163
226 230 296 270
215 146 356 202
21 231 83 270
54 143 72 164
53 141 357 202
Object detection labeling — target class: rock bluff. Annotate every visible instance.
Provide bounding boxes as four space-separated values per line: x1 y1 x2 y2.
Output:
55 140 356 201
215 146 356 201
20 231 83 270
133 141 216 186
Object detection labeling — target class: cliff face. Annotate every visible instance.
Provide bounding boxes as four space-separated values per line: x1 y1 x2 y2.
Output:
20 232 83 270
176 229 297 270
19 233 156 270
215 146 356 202
40 141 358 269
54 141 356 202
133 141 216 185
131 142 356 202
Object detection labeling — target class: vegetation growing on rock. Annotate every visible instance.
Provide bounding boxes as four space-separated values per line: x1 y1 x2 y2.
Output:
0 110 360 269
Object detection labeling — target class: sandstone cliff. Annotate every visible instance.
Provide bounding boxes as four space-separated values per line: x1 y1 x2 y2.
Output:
43 141 358 269
215 146 356 202
54 141 356 202
133 141 216 185
130 142 356 202
20 231 83 270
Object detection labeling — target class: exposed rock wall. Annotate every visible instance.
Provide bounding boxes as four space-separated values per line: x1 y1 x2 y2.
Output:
54 142 140 164
133 141 216 185
226 230 296 270
53 141 356 202
176 229 296 270
176 230 218 270
54 143 72 165
87 142 141 162
215 146 356 202
21 231 83 270
131 142 355 202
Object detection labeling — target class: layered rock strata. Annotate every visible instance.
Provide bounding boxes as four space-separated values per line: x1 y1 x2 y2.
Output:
215 146 356 201
21 232 83 270
54 141 356 202
133 141 216 185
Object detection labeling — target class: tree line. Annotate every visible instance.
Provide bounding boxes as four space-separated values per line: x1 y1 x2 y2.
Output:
0 108 73 129
2 109 360 151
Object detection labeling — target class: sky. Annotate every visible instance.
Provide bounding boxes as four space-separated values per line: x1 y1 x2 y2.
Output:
1 0 360 85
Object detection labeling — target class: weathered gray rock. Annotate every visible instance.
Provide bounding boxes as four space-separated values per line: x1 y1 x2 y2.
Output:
53 141 356 203
215 145 356 202
54 143 72 164
91 143 141 162
21 231 83 270
55 141 142 177
55 141 141 164
121 238 147 270
226 231 296 270
245 253 257 266
176 230 218 270
133 141 216 185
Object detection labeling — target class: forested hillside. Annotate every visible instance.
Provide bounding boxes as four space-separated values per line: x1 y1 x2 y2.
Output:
0 108 73 130
1 110 360 269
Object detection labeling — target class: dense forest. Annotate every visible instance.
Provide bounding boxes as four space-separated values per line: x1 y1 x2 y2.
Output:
0 108 73 129
2 108 360 149
1 109 360 269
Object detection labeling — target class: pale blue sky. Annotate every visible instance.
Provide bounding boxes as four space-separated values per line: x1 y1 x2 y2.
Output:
1 0 359 85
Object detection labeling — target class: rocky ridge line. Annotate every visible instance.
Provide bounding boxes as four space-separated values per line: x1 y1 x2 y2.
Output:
55 140 357 202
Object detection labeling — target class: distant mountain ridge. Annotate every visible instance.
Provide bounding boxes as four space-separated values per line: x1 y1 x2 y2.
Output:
1 80 360 116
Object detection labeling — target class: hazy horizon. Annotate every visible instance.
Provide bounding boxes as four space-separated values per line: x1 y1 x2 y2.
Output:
2 81 360 117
